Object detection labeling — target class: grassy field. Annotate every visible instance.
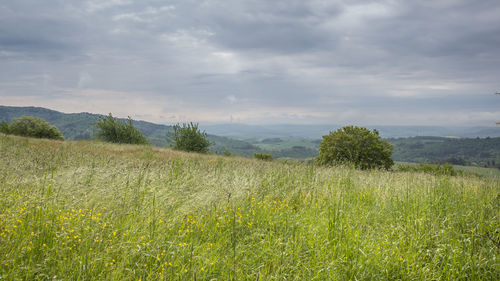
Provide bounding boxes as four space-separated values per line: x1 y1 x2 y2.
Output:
1 134 499 280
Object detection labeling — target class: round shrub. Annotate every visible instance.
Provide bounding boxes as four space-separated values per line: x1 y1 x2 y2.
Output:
7 116 64 140
317 126 393 170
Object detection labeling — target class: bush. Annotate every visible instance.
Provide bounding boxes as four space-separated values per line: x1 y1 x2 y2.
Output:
95 113 148 145
0 121 9 134
167 122 211 153
3 116 64 140
317 126 393 170
254 153 273 161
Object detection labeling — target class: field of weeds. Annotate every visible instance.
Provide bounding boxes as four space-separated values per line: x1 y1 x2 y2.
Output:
0 134 499 280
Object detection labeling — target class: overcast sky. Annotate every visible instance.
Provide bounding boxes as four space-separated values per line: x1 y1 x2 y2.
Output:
1 0 499 126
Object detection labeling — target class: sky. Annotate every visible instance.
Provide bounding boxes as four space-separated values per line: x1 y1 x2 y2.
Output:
1 0 499 126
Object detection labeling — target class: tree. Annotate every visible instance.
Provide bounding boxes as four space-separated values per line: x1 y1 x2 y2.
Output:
254 152 273 161
3 116 64 140
167 122 211 153
317 126 394 170
95 113 148 145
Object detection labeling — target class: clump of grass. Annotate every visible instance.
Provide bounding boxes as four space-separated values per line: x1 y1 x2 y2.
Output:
0 134 499 280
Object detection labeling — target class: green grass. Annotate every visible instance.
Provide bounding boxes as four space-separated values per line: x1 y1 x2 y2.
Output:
395 161 500 179
1 134 499 280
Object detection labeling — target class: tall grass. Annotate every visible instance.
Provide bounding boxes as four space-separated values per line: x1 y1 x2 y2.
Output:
0 134 499 280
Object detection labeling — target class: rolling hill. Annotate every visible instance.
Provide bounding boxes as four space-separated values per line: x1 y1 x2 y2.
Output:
2 105 500 166
0 105 264 156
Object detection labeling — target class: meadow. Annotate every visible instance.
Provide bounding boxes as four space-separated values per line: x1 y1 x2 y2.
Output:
0 134 499 280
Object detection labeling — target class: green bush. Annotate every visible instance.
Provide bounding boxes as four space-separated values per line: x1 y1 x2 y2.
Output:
95 113 148 145
317 126 393 170
254 152 273 161
167 122 211 153
3 116 64 140
0 121 10 134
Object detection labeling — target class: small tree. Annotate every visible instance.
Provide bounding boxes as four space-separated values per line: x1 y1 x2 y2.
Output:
167 122 211 153
317 126 393 170
95 113 148 145
4 116 64 140
254 152 273 161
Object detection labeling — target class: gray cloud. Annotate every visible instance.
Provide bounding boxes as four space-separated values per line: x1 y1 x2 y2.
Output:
1 0 499 126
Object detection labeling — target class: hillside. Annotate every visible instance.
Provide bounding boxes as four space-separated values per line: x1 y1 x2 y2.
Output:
2 106 500 165
0 105 261 155
390 136 500 168
242 135 500 167
0 134 498 280
203 123 500 139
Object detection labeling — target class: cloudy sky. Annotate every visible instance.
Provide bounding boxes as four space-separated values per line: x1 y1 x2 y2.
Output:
1 0 499 126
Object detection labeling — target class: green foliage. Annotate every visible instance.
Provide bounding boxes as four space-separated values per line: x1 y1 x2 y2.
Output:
95 113 148 145
0 121 10 134
167 122 211 153
317 126 394 169
254 152 273 161
3 116 64 140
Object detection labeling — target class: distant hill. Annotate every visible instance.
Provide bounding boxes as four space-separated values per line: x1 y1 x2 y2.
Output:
242 134 500 167
390 136 500 168
3 106 499 165
0 105 261 155
203 123 500 139
0 105 172 146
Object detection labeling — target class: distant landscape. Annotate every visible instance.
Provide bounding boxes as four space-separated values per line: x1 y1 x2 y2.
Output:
2 105 500 168
202 123 500 139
